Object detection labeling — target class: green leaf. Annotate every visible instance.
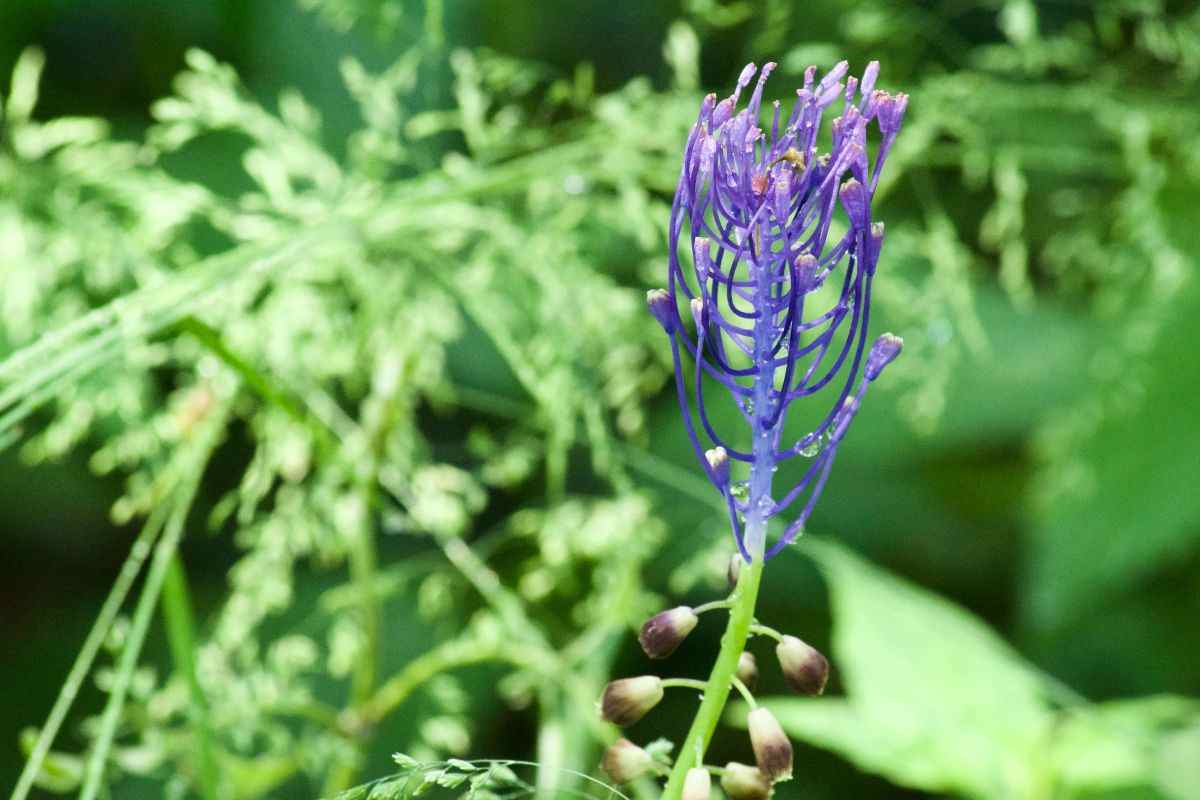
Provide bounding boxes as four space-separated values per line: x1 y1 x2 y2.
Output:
1025 278 1200 631
1051 696 1200 798
732 538 1055 798
730 541 1200 799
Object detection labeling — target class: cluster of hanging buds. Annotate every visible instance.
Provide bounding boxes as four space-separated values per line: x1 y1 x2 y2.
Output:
602 55 907 799
600 597 829 796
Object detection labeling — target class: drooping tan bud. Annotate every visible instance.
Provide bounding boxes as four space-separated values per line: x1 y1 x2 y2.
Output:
600 676 664 726
748 707 793 782
775 635 829 696
682 767 712 800
727 552 743 589
601 738 654 783
720 761 772 800
639 606 699 659
736 651 759 691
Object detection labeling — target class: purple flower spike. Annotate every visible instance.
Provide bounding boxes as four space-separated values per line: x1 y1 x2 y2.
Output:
658 61 906 560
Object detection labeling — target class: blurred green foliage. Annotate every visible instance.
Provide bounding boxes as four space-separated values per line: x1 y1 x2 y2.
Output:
1 1 1198 799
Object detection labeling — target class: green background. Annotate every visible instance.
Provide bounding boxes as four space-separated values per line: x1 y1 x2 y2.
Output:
2 1 1198 798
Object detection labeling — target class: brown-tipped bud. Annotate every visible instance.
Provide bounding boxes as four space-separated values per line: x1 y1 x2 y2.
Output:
600 676 663 726
736 651 759 691
601 738 653 783
682 767 712 800
639 606 699 659
727 552 744 589
705 446 730 487
775 635 829 696
720 762 772 800
748 707 793 782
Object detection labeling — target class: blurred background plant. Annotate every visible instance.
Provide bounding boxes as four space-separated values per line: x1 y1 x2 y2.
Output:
1 1 1197 798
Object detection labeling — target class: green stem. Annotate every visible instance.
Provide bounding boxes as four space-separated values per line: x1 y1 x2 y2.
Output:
10 506 169 800
161 557 219 800
356 638 552 727
692 599 733 615
347 511 380 706
659 554 764 800
748 622 783 643
730 677 757 709
78 421 218 800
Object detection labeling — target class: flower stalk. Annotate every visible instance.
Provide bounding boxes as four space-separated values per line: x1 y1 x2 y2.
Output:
660 550 764 799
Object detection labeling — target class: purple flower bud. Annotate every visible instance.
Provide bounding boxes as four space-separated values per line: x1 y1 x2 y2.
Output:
720 762 773 800
638 606 699 659
712 97 735 129
600 676 663 726
839 177 869 229
602 738 654 783
705 446 730 487
646 288 676 333
844 76 859 103
875 91 908 134
748 707 793 782
693 237 712 279
736 651 759 691
795 253 819 290
859 61 880 101
737 62 758 90
775 635 830 696
865 332 903 381
682 767 712 800
690 297 706 331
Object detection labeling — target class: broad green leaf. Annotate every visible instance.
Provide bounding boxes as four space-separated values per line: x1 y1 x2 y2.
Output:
731 538 1055 798
730 542 1200 799
1025 278 1200 631
1052 696 1200 799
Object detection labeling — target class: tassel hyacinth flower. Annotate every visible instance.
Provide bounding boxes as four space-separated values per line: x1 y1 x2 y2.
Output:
621 60 906 800
649 59 906 561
